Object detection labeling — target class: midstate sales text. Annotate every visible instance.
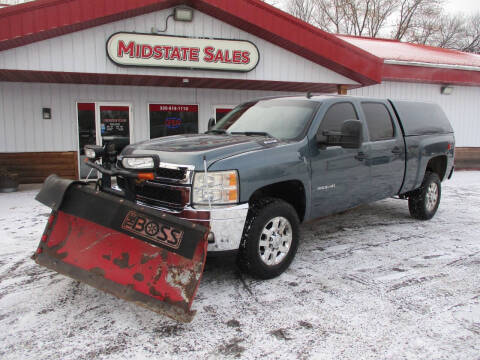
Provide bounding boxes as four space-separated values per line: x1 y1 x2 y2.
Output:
117 40 252 65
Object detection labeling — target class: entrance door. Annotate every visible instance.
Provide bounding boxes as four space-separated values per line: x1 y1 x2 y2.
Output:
76 102 132 179
77 103 97 179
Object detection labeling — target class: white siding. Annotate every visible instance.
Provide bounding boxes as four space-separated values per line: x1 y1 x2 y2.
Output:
350 81 480 147
0 8 358 86
0 81 299 152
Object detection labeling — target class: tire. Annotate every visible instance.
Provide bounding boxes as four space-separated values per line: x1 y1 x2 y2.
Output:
408 171 441 220
237 198 300 279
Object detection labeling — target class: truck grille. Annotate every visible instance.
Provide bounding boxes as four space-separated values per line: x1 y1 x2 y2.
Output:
156 167 187 181
135 182 189 209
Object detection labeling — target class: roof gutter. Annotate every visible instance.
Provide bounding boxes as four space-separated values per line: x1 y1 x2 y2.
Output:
384 59 480 72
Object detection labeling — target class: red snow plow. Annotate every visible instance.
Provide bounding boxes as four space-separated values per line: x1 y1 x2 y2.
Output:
33 167 209 322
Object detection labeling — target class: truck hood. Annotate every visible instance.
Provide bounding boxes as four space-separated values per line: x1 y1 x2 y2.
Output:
121 134 282 169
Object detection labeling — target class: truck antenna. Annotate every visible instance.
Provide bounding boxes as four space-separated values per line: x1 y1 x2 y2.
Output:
203 155 212 209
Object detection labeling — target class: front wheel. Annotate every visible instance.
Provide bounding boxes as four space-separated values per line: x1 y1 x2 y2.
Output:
408 172 441 220
237 198 299 279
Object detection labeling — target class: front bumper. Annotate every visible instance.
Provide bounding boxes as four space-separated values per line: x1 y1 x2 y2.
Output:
153 204 249 252
84 158 249 251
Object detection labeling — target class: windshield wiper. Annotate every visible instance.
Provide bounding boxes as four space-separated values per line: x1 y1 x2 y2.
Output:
205 129 227 134
231 131 276 139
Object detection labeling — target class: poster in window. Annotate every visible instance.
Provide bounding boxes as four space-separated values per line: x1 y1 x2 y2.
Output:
150 104 198 138
99 105 130 151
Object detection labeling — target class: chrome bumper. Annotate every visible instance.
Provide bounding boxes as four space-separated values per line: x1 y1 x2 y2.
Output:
144 203 249 252
207 203 249 251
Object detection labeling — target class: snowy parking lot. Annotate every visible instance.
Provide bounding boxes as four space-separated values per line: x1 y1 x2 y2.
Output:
0 171 479 360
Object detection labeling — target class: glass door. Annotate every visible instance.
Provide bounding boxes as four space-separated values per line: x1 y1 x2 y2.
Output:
77 103 97 179
77 102 132 180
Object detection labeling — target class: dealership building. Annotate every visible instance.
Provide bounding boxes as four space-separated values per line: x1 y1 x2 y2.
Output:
0 0 479 182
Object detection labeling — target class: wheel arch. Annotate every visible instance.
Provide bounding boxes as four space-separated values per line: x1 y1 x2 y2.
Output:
426 155 448 181
248 180 306 222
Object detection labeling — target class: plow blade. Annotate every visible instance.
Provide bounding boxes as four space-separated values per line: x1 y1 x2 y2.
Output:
33 175 209 323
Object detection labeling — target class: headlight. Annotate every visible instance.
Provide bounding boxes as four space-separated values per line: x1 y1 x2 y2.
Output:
122 157 155 169
84 145 103 160
193 170 238 205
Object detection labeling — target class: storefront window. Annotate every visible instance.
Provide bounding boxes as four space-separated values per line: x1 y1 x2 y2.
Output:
149 104 198 138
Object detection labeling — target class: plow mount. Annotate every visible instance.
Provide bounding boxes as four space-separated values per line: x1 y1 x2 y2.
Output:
33 175 209 322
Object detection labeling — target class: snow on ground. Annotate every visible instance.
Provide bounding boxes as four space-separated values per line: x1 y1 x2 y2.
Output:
0 173 479 360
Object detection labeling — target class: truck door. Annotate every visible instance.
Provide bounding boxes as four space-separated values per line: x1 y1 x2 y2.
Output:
310 101 371 218
360 101 405 201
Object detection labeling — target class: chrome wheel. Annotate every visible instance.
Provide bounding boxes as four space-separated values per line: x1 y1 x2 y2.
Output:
258 216 292 266
426 182 439 212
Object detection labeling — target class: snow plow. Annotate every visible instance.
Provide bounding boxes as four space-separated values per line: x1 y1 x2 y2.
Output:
32 144 209 323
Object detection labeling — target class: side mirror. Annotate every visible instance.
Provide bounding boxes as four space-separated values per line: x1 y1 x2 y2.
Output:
207 117 216 130
340 120 363 149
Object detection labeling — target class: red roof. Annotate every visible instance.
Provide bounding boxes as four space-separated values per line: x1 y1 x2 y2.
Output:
339 35 480 68
0 0 383 88
339 34 480 86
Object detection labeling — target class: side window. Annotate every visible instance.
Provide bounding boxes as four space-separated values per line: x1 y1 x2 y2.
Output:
317 102 358 137
361 102 395 141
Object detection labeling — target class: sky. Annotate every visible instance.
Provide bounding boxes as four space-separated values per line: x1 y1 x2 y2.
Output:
445 0 480 14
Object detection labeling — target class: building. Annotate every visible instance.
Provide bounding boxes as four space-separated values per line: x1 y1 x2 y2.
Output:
0 0 478 182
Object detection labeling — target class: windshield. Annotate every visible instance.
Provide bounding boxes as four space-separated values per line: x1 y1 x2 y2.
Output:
212 99 319 140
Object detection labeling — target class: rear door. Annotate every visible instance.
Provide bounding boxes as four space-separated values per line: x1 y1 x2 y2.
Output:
360 101 405 201
309 100 371 218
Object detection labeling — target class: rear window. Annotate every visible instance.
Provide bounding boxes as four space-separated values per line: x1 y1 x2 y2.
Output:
361 102 394 141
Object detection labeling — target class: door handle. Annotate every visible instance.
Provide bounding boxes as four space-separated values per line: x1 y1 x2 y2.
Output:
391 147 402 155
355 151 367 161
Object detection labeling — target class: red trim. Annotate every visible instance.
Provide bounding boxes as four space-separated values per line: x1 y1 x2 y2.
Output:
0 0 383 85
150 104 199 112
0 69 361 93
100 105 129 111
216 108 232 114
77 102 94 111
383 64 480 86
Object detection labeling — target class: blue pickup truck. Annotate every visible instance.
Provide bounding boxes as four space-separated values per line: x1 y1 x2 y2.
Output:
107 95 454 278
34 95 455 320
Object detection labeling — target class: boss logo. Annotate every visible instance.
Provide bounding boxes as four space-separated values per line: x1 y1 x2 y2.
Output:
121 211 183 249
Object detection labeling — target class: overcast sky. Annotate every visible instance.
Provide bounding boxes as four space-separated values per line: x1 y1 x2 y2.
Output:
445 0 480 14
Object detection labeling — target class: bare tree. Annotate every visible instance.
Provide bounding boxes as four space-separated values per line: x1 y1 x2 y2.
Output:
281 0 479 53
460 13 480 53
367 0 399 37
314 0 347 33
392 0 443 40
286 0 317 23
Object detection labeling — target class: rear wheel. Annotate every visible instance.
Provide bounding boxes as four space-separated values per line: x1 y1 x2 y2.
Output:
408 172 441 220
237 198 299 279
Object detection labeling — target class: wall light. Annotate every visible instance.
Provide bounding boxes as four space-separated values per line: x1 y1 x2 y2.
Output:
174 7 193 22
441 85 454 95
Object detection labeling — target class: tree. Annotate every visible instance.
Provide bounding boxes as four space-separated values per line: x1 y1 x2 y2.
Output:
281 0 479 54
392 0 444 40
461 13 480 53
286 0 317 23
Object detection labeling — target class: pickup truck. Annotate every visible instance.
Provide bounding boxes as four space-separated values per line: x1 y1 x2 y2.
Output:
93 95 455 279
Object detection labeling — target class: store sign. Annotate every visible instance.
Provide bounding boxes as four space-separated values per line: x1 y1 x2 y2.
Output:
107 32 259 72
